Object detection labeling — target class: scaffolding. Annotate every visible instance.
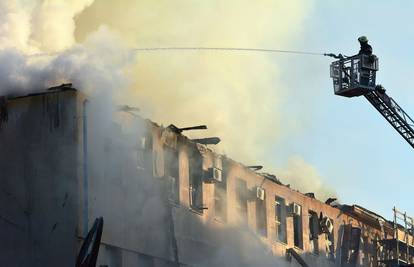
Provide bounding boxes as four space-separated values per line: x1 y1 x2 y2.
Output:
378 207 414 266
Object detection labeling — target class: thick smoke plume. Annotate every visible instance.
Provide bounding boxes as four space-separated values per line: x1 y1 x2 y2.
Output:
0 2 339 265
0 0 335 200
0 0 133 107
0 0 341 265
75 0 335 200
0 0 94 53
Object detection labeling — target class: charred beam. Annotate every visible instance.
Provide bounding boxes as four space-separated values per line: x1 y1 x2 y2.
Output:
247 165 263 171
286 248 309 267
191 137 220 145
168 124 207 133
325 198 337 205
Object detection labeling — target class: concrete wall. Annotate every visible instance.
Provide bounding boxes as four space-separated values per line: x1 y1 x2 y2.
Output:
87 118 175 265
0 90 82 267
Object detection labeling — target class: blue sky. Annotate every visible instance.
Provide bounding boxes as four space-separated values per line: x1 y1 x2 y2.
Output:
272 1 414 218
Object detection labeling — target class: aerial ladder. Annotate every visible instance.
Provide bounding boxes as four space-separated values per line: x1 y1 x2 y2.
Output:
329 54 414 149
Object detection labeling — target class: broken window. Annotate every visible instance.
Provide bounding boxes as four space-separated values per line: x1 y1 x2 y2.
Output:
341 225 360 266
256 194 267 237
325 230 335 261
164 147 179 204
361 236 371 266
275 196 287 243
348 227 360 265
309 210 319 254
319 215 335 260
189 151 204 212
292 203 303 249
214 163 227 221
235 178 248 223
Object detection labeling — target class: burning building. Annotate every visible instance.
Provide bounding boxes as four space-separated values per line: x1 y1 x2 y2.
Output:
0 85 412 267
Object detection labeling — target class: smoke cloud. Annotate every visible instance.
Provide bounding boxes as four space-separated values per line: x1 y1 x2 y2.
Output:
75 0 308 162
74 0 334 199
278 155 337 201
0 0 335 250
0 0 135 117
0 0 94 53
0 0 343 265
0 0 334 200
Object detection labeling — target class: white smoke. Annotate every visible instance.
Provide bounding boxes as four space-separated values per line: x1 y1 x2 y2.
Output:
0 0 94 53
0 2 337 266
278 155 337 201
0 0 134 104
0 0 335 203
0 1 34 52
30 0 95 52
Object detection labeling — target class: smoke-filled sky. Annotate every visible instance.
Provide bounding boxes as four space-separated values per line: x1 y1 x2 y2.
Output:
1 0 413 218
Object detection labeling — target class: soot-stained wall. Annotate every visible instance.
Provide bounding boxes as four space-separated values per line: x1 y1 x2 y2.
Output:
0 89 82 267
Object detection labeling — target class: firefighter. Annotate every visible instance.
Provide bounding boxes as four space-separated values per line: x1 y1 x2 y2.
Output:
358 36 375 87
358 36 373 55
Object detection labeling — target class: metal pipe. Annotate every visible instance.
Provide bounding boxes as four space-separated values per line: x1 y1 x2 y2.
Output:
82 99 89 237
179 125 207 131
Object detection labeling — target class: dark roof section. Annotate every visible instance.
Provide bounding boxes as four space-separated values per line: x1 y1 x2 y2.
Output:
4 83 77 100
341 204 392 231
260 172 283 185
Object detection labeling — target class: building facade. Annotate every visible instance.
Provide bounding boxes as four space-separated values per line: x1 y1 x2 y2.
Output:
0 87 410 267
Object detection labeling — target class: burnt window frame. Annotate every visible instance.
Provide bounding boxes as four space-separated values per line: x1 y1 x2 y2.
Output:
256 190 267 237
214 161 227 221
164 146 180 204
275 196 287 244
189 149 204 213
361 235 372 266
235 178 248 224
136 129 153 173
324 218 335 262
293 203 304 249
308 210 320 255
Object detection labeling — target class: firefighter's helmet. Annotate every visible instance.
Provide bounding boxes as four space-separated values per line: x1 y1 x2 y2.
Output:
358 36 368 43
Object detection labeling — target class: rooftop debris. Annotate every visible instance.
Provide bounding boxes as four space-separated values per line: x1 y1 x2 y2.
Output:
168 124 207 133
247 165 263 171
48 83 74 91
260 172 282 185
325 197 337 205
305 192 315 199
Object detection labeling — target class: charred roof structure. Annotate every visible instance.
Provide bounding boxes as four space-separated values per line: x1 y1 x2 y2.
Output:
0 85 411 267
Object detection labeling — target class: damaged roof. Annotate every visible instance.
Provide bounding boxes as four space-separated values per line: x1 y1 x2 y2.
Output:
2 83 390 230
2 83 77 100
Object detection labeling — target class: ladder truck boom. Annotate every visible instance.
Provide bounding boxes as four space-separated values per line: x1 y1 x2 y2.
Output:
364 90 414 149
329 54 414 149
